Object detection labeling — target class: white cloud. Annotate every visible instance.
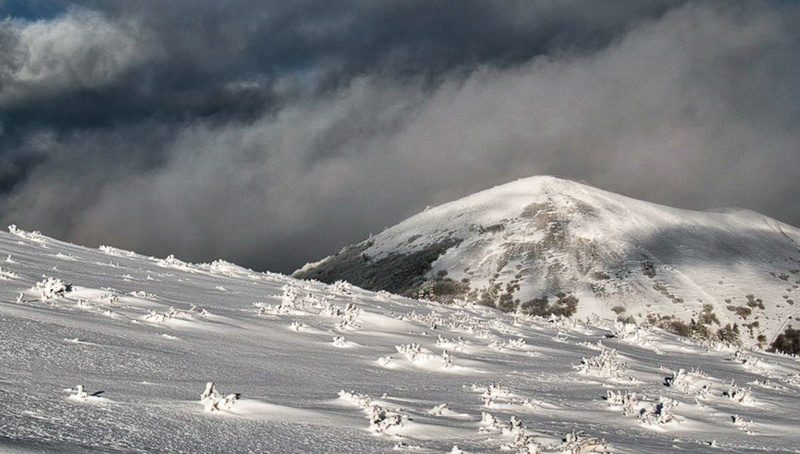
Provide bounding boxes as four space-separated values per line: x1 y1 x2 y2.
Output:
0 8 158 105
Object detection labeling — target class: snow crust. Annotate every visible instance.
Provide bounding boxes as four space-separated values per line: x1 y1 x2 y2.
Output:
1 224 800 452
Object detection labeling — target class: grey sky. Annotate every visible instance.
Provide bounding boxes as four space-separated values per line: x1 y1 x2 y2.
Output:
1 1 798 272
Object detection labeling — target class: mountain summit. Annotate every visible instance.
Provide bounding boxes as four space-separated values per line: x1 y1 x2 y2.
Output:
295 176 800 346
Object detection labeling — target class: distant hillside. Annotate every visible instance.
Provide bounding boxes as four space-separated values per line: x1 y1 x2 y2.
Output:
295 176 800 346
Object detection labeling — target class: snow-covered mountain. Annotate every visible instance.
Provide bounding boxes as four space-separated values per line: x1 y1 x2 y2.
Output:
2 225 800 452
295 176 800 347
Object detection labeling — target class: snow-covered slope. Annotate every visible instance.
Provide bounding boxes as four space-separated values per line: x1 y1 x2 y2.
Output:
3 226 800 452
295 176 800 347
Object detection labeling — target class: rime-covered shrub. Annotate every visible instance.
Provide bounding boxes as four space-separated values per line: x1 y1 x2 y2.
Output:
336 303 361 329
606 390 639 416
639 397 679 425
8 224 44 241
330 280 353 295
436 335 467 351
338 390 405 433
558 431 610 453
395 343 422 361
610 321 645 343
441 350 453 369
575 348 628 379
69 384 90 400
489 337 527 351
33 277 72 301
477 382 511 407
731 414 754 433
479 412 504 433
428 403 449 416
664 368 690 393
723 382 753 404
200 382 240 412
144 307 181 323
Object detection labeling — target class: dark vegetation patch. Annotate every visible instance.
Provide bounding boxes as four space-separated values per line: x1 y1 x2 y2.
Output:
770 325 800 355
642 261 656 278
471 223 505 234
727 305 752 319
519 293 579 317
745 294 765 310
653 282 683 304
648 309 739 345
293 237 463 296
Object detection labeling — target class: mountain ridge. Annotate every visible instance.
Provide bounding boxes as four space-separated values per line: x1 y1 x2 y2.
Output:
295 176 800 346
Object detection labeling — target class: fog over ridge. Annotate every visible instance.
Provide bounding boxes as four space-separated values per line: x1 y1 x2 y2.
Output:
0 1 798 272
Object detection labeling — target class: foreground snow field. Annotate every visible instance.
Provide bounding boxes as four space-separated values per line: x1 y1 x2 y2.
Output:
2 227 800 453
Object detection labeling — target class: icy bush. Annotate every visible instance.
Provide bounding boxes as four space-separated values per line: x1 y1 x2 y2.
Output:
33 277 72 301
723 381 754 404
489 337 527 351
0 267 19 279
338 390 373 408
338 390 405 433
8 224 44 241
663 368 690 393
606 390 639 416
396 343 422 361
337 303 361 329
332 336 348 347
558 431 611 453
610 320 645 343
479 412 504 433
477 382 511 407
575 348 628 379
442 350 454 369
428 403 449 416
437 335 467 351
129 290 157 300
200 382 240 412
330 280 353 296
639 397 679 425
158 254 192 270
376 290 393 300
731 414 754 433
69 384 89 400
144 307 181 323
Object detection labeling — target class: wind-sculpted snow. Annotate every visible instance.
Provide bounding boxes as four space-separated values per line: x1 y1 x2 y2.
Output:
295 176 800 348
2 228 800 452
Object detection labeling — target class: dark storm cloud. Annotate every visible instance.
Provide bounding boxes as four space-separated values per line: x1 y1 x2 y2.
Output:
1 1 799 273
